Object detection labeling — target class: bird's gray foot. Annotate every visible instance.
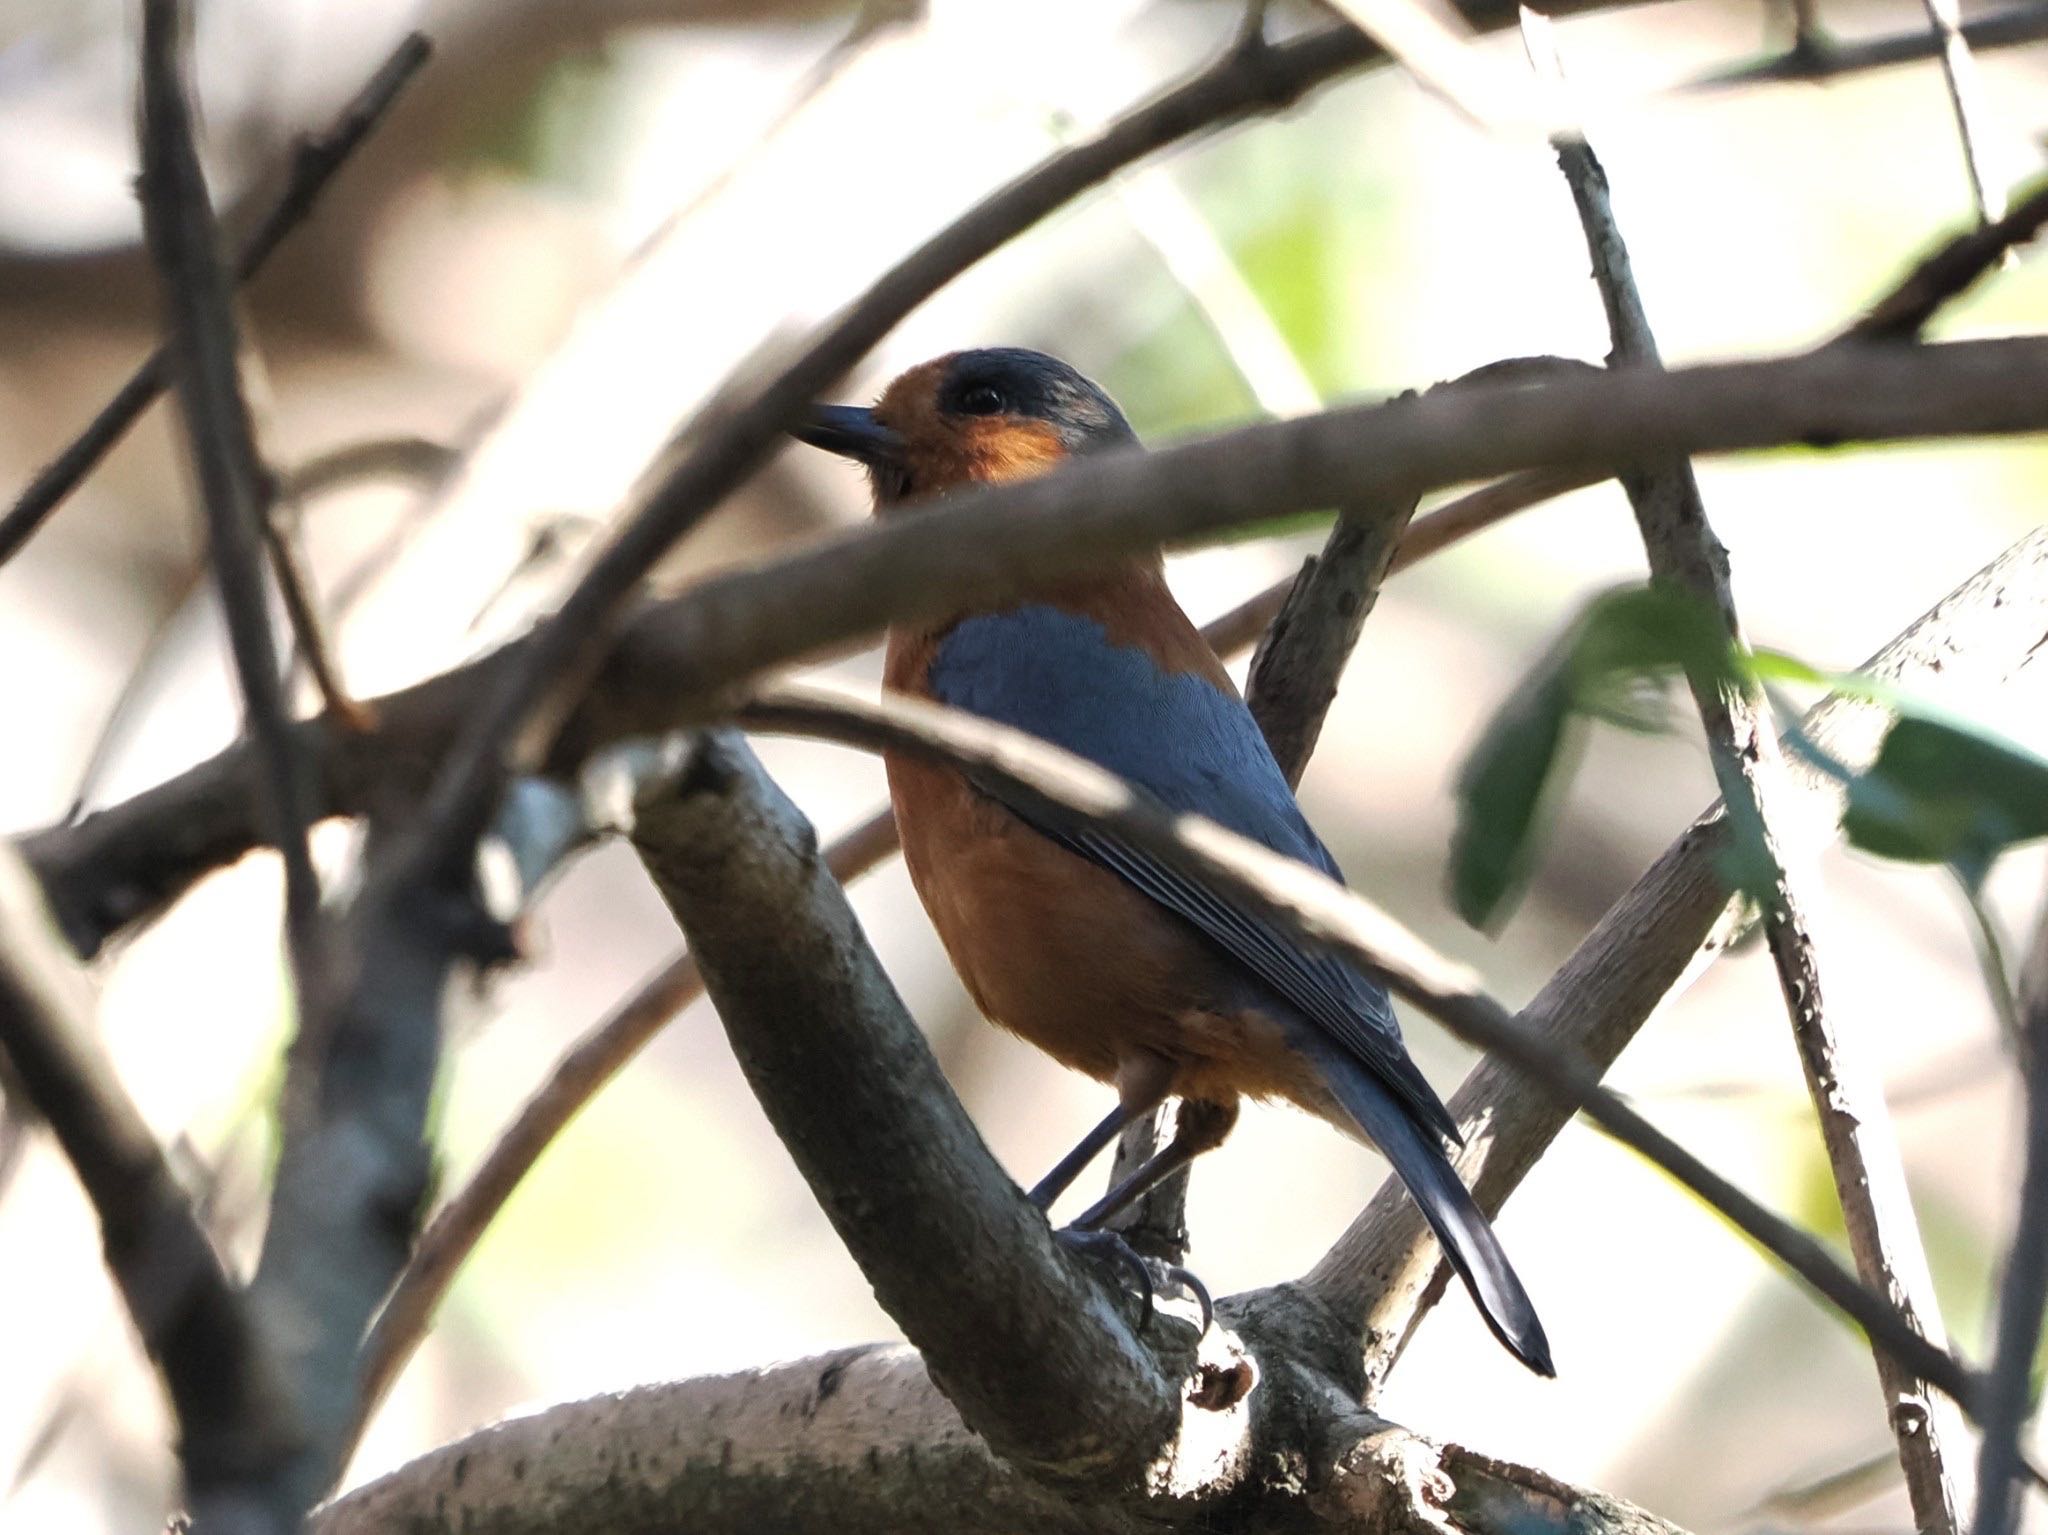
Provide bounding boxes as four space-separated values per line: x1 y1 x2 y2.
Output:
1054 1226 1212 1335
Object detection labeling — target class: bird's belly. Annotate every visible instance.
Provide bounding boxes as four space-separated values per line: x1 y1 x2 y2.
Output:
888 753 1327 1108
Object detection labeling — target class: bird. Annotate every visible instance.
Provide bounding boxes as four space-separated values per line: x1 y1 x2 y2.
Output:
793 346 1552 1376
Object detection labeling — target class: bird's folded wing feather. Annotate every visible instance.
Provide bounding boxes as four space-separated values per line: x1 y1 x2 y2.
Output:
927 606 1460 1147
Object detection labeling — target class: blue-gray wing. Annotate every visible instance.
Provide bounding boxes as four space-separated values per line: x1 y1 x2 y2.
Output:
928 606 1459 1146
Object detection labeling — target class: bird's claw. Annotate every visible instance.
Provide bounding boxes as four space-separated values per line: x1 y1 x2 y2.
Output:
1054 1226 1212 1335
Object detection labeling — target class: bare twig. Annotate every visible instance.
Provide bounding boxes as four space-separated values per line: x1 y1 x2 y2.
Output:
1973 900 2048 1535
135 0 320 945
1838 178 2048 343
259 501 371 731
1549 120 1965 1531
0 845 292 1516
737 681 1978 1407
1248 501 1417 788
1688 2 2048 89
0 32 430 565
28 334 2048 961
1917 0 2008 223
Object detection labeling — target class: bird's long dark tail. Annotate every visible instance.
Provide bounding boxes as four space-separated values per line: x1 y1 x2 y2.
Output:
1313 1047 1554 1376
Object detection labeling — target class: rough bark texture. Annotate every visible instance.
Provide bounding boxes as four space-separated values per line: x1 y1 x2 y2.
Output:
320 1321 1685 1535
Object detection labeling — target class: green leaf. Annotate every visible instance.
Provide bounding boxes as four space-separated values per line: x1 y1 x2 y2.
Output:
1842 710 2048 882
1448 582 1734 930
1450 667 1576 929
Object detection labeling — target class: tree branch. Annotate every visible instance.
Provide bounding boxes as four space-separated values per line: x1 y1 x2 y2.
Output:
1305 527 2048 1391
317 1338 1688 1535
0 32 431 566
1916 0 2009 223
0 845 293 1517
1837 177 2048 343
1550 124 1964 1531
26 334 2048 961
1248 499 1417 790
135 0 321 944
625 731 1190 1484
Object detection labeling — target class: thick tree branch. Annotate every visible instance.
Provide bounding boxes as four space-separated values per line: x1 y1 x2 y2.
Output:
735 683 1976 1405
136 0 320 944
0 846 293 1515
240 832 499 1520
1307 528 2048 1392
1552 127 1964 1531
28 335 2048 959
317 1338 1686 1535
581 337 2048 744
627 731 1191 1485
0 33 431 566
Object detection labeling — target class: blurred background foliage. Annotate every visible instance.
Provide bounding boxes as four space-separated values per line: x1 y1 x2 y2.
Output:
2 0 2047 1529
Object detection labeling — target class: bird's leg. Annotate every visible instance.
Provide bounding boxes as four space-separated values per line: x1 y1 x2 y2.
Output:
1026 1054 1175 1212
1070 1098 1240 1234
1028 1102 1145 1211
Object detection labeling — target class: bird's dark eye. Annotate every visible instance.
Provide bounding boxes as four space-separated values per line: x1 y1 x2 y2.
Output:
957 383 1007 416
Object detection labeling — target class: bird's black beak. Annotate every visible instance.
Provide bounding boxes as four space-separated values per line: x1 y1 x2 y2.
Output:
793 404 905 468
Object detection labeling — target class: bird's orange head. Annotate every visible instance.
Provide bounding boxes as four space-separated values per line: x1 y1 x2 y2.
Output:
794 348 1137 512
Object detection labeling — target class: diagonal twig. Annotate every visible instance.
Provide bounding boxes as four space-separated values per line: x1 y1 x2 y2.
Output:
1918 0 2009 224
1837 178 2048 344
0 31 430 567
61 435 450 829
1543 100 1964 1530
135 0 320 947
259 495 372 731
736 680 1980 1407
0 844 292 1515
